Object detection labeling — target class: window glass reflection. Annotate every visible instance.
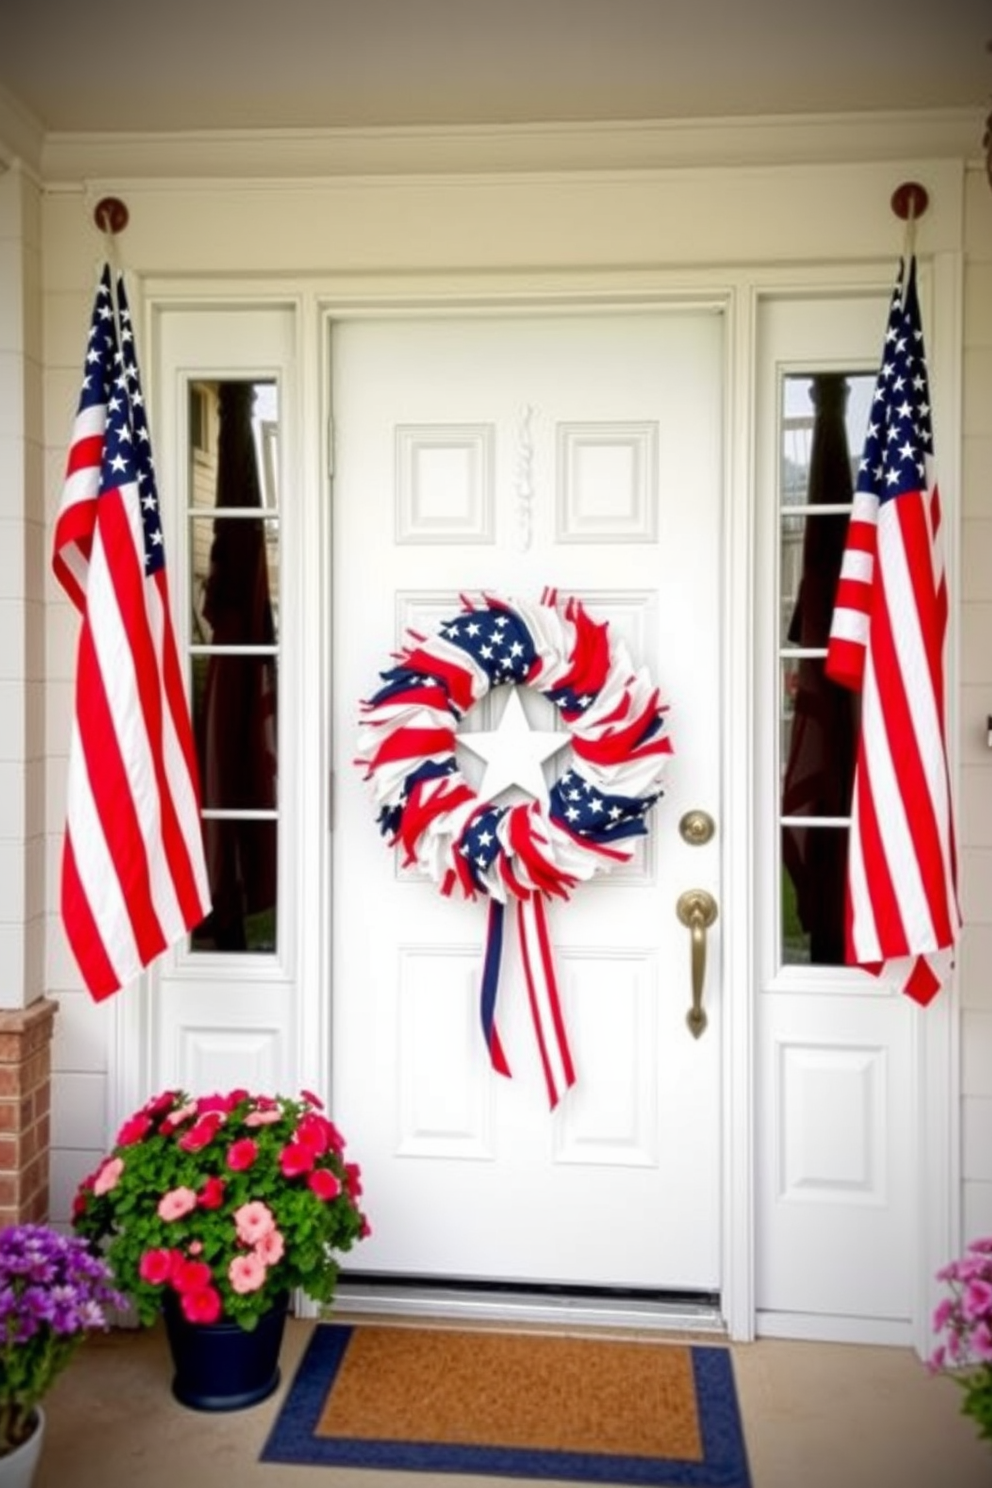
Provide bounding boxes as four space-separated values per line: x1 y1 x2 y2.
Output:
781 826 849 965
187 380 279 955
778 371 871 969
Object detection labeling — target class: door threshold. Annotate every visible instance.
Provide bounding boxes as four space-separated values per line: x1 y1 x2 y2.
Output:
330 1280 726 1337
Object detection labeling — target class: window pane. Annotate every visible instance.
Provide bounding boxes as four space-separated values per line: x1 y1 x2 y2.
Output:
191 515 280 647
780 371 875 506
781 656 859 812
777 369 873 972
190 876 278 954
780 512 854 649
187 379 280 956
781 825 848 966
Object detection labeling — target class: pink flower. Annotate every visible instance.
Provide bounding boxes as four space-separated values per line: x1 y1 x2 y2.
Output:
280 1142 315 1177
181 1287 223 1324
158 1186 198 1222
963 1278 992 1322
188 1240 203 1256
255 1228 285 1266
229 1253 267 1294
160 1101 197 1133
179 1112 224 1152
116 1113 152 1146
359 1215 372 1239
198 1089 249 1116
173 1259 213 1295
301 1088 324 1110
139 1248 177 1285
234 1201 275 1245
198 1176 226 1210
143 1091 180 1121
297 1113 331 1155
226 1138 259 1172
308 1168 342 1201
244 1108 282 1127
972 1321 992 1361
325 1122 346 1155
344 1162 363 1198
93 1156 125 1196
933 1297 955 1331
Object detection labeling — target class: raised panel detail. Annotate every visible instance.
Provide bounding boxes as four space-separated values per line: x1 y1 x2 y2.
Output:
777 1042 887 1205
395 424 495 543
177 1026 282 1094
396 947 495 1159
556 422 658 543
553 949 658 1167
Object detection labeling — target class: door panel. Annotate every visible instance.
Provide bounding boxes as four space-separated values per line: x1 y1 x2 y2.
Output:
331 311 723 1291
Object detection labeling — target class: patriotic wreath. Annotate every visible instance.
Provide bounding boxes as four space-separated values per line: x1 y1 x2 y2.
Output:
355 588 672 1107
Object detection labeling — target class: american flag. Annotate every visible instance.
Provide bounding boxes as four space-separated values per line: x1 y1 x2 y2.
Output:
52 266 211 999
825 257 960 1004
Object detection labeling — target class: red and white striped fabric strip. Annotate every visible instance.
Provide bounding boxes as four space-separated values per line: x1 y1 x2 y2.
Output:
516 897 576 1109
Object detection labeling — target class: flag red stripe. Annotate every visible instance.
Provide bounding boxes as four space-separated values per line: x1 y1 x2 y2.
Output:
852 743 908 957
65 433 105 477
73 617 168 969
60 833 121 1002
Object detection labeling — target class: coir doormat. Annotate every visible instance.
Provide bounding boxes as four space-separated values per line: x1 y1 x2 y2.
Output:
261 1323 751 1485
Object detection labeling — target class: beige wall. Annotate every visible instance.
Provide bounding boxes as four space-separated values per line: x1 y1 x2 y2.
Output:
0 120 988 1282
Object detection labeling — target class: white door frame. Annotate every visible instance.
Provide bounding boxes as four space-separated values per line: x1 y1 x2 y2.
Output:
114 262 960 1349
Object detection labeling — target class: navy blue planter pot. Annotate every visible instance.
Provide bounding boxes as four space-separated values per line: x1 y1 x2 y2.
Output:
163 1292 290 1412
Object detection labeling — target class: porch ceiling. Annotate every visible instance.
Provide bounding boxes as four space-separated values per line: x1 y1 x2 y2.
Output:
1 0 989 136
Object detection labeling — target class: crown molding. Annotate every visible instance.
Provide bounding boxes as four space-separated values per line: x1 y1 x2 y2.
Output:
39 108 983 184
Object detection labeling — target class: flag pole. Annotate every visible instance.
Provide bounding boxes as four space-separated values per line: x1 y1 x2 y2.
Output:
92 197 129 385
890 180 928 268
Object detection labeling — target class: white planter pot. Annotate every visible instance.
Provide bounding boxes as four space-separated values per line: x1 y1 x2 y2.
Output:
0 1408 45 1488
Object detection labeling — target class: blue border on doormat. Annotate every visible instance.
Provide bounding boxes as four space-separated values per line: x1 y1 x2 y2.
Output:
260 1325 752 1486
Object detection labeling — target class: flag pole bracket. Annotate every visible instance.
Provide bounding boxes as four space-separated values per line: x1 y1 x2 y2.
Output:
93 197 129 234
890 182 929 221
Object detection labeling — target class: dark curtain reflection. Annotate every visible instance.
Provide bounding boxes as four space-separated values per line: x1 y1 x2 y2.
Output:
781 374 859 964
197 383 278 950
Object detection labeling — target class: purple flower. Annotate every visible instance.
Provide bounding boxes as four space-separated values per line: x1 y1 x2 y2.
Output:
0 1221 126 1453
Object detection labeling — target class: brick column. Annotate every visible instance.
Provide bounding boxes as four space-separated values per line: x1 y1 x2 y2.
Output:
0 999 58 1226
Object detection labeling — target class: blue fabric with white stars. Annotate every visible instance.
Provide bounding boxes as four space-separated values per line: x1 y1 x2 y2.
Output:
859 259 934 508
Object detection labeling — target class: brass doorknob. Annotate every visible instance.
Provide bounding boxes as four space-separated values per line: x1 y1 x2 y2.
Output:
676 889 718 1039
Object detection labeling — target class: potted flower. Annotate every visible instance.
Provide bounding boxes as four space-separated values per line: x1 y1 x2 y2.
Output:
929 1235 992 1445
71 1087 370 1410
0 1223 124 1478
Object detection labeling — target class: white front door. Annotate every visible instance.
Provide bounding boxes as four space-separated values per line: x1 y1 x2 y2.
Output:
331 310 724 1293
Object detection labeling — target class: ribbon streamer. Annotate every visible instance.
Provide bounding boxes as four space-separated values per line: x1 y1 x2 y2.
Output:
479 895 576 1109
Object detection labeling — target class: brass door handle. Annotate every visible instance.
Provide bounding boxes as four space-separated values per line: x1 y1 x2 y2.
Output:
676 889 718 1039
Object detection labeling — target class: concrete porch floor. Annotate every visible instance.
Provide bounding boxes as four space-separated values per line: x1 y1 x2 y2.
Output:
33 1316 992 1488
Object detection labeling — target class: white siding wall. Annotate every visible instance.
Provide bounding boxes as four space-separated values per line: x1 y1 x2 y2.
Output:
0 163 45 1015
959 165 992 1245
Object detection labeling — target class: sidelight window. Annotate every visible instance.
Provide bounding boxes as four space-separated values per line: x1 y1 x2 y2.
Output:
186 380 280 954
777 370 875 966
